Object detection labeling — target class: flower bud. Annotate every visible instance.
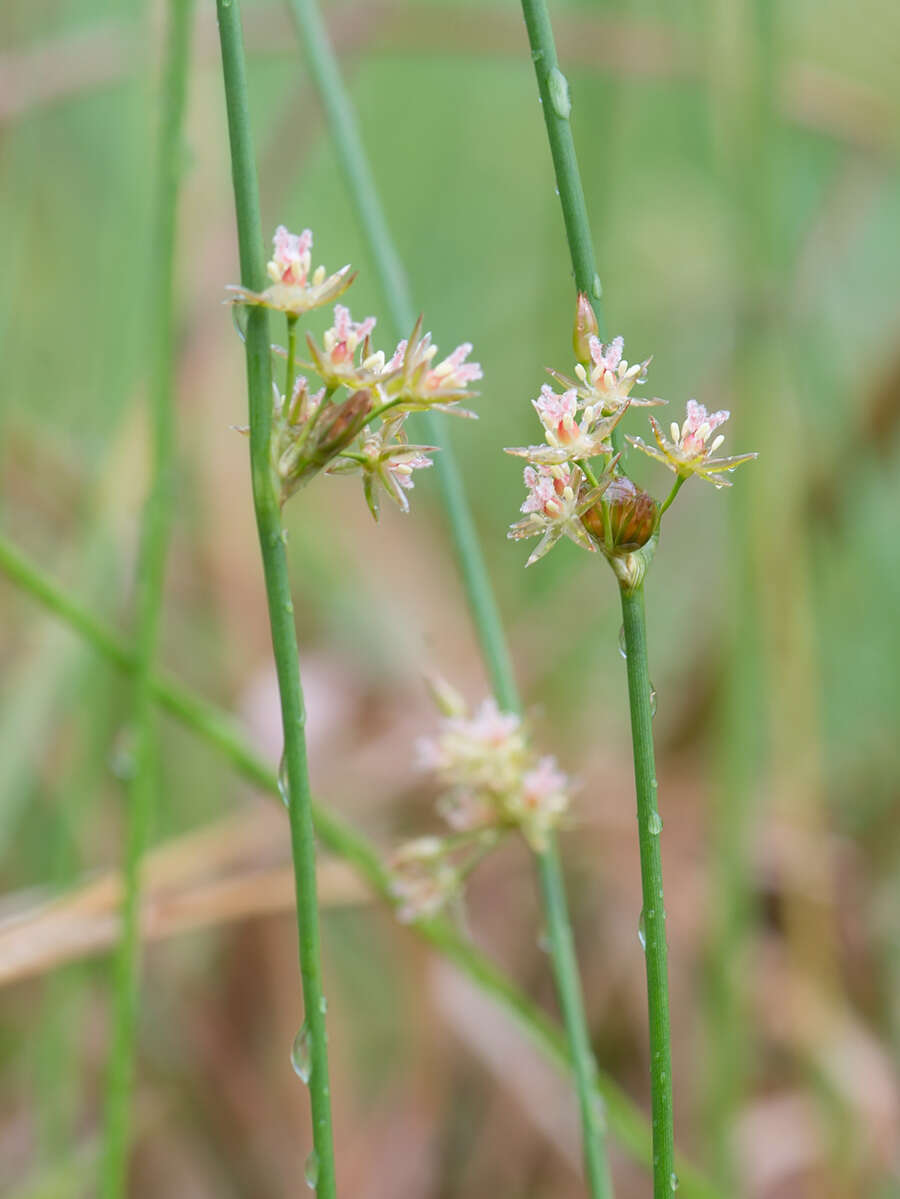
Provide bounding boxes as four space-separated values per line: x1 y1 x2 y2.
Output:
315 389 373 458
581 475 658 553
573 292 599 365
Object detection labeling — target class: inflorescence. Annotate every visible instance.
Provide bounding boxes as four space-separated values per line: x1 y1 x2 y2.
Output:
390 679 574 922
506 294 757 578
228 226 482 517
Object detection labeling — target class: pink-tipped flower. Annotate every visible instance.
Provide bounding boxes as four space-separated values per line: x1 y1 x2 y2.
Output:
327 425 436 520
411 686 573 852
268 225 313 286
549 334 663 415
304 304 386 389
508 756 571 851
416 696 527 796
505 384 628 465
381 318 482 417
627 399 758 487
226 224 354 317
507 461 615 566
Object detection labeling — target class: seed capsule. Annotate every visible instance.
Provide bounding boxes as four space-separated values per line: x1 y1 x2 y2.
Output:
581 476 658 553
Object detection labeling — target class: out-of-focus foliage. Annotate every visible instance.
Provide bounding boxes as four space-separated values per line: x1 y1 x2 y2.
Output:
1 0 898 1195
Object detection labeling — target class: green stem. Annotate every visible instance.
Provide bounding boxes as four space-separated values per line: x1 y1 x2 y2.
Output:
285 314 298 401
285 1 614 1191
216 3 336 1194
520 0 625 461
100 2 192 1192
619 583 675 1197
658 475 686 520
537 847 613 1197
0 531 720 1199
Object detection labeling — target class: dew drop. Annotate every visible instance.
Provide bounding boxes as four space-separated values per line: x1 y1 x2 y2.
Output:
284 599 294 616
304 1149 320 1189
592 273 603 299
670 1172 680 1192
278 750 290 808
291 1022 311 1083
548 67 572 119
618 624 627 659
649 682 658 717
637 909 646 951
318 995 328 1015
537 929 552 954
648 811 663 835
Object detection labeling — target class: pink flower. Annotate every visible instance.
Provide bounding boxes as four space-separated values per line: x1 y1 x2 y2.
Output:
380 320 481 415
627 400 757 488
509 462 614 566
548 334 662 415
227 224 354 317
424 342 483 393
327 425 437 519
267 225 313 286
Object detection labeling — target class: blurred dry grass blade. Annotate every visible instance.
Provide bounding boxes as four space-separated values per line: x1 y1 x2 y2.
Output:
0 808 368 987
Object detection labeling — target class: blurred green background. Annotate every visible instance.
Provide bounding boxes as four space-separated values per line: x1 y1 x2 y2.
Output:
1 0 899 1195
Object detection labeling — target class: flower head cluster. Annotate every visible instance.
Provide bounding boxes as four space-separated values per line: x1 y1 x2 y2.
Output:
506 295 756 567
390 684 574 922
627 400 758 488
226 225 355 317
230 226 481 516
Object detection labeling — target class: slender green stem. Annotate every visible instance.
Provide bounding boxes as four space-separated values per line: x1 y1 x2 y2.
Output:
100 2 192 1192
284 0 517 710
0 530 720 1199
216 3 336 1194
537 848 613 1197
619 583 675 1197
285 314 298 401
285 1 614 1191
658 475 686 519
519 0 626 457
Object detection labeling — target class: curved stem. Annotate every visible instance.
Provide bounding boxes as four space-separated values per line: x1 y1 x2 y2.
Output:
619 583 675 1197
216 3 336 1194
0 530 720 1199
658 475 686 520
100 2 193 1192
285 1 614 1191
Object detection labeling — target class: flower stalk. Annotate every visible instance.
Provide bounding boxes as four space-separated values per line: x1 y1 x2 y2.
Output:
100 1 193 1193
285 0 614 1191
619 582 675 1197
215 3 336 1194
0 527 723 1199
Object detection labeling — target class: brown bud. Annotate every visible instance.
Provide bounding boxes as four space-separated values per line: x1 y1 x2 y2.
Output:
573 292 599 365
315 389 373 457
581 476 658 553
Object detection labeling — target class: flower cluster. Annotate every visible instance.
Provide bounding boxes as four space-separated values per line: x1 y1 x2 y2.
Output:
506 294 757 568
229 226 482 516
390 682 573 922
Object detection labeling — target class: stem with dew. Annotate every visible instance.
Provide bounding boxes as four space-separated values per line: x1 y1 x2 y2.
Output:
0 529 721 1199
216 2 336 1192
619 582 675 1197
100 1 193 1192
285 0 612 1191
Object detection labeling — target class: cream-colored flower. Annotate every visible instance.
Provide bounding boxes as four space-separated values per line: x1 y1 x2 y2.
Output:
627 400 757 487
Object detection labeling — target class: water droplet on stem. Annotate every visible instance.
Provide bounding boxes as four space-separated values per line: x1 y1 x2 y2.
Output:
648 811 663 835
291 1023 311 1083
305 1149 320 1189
